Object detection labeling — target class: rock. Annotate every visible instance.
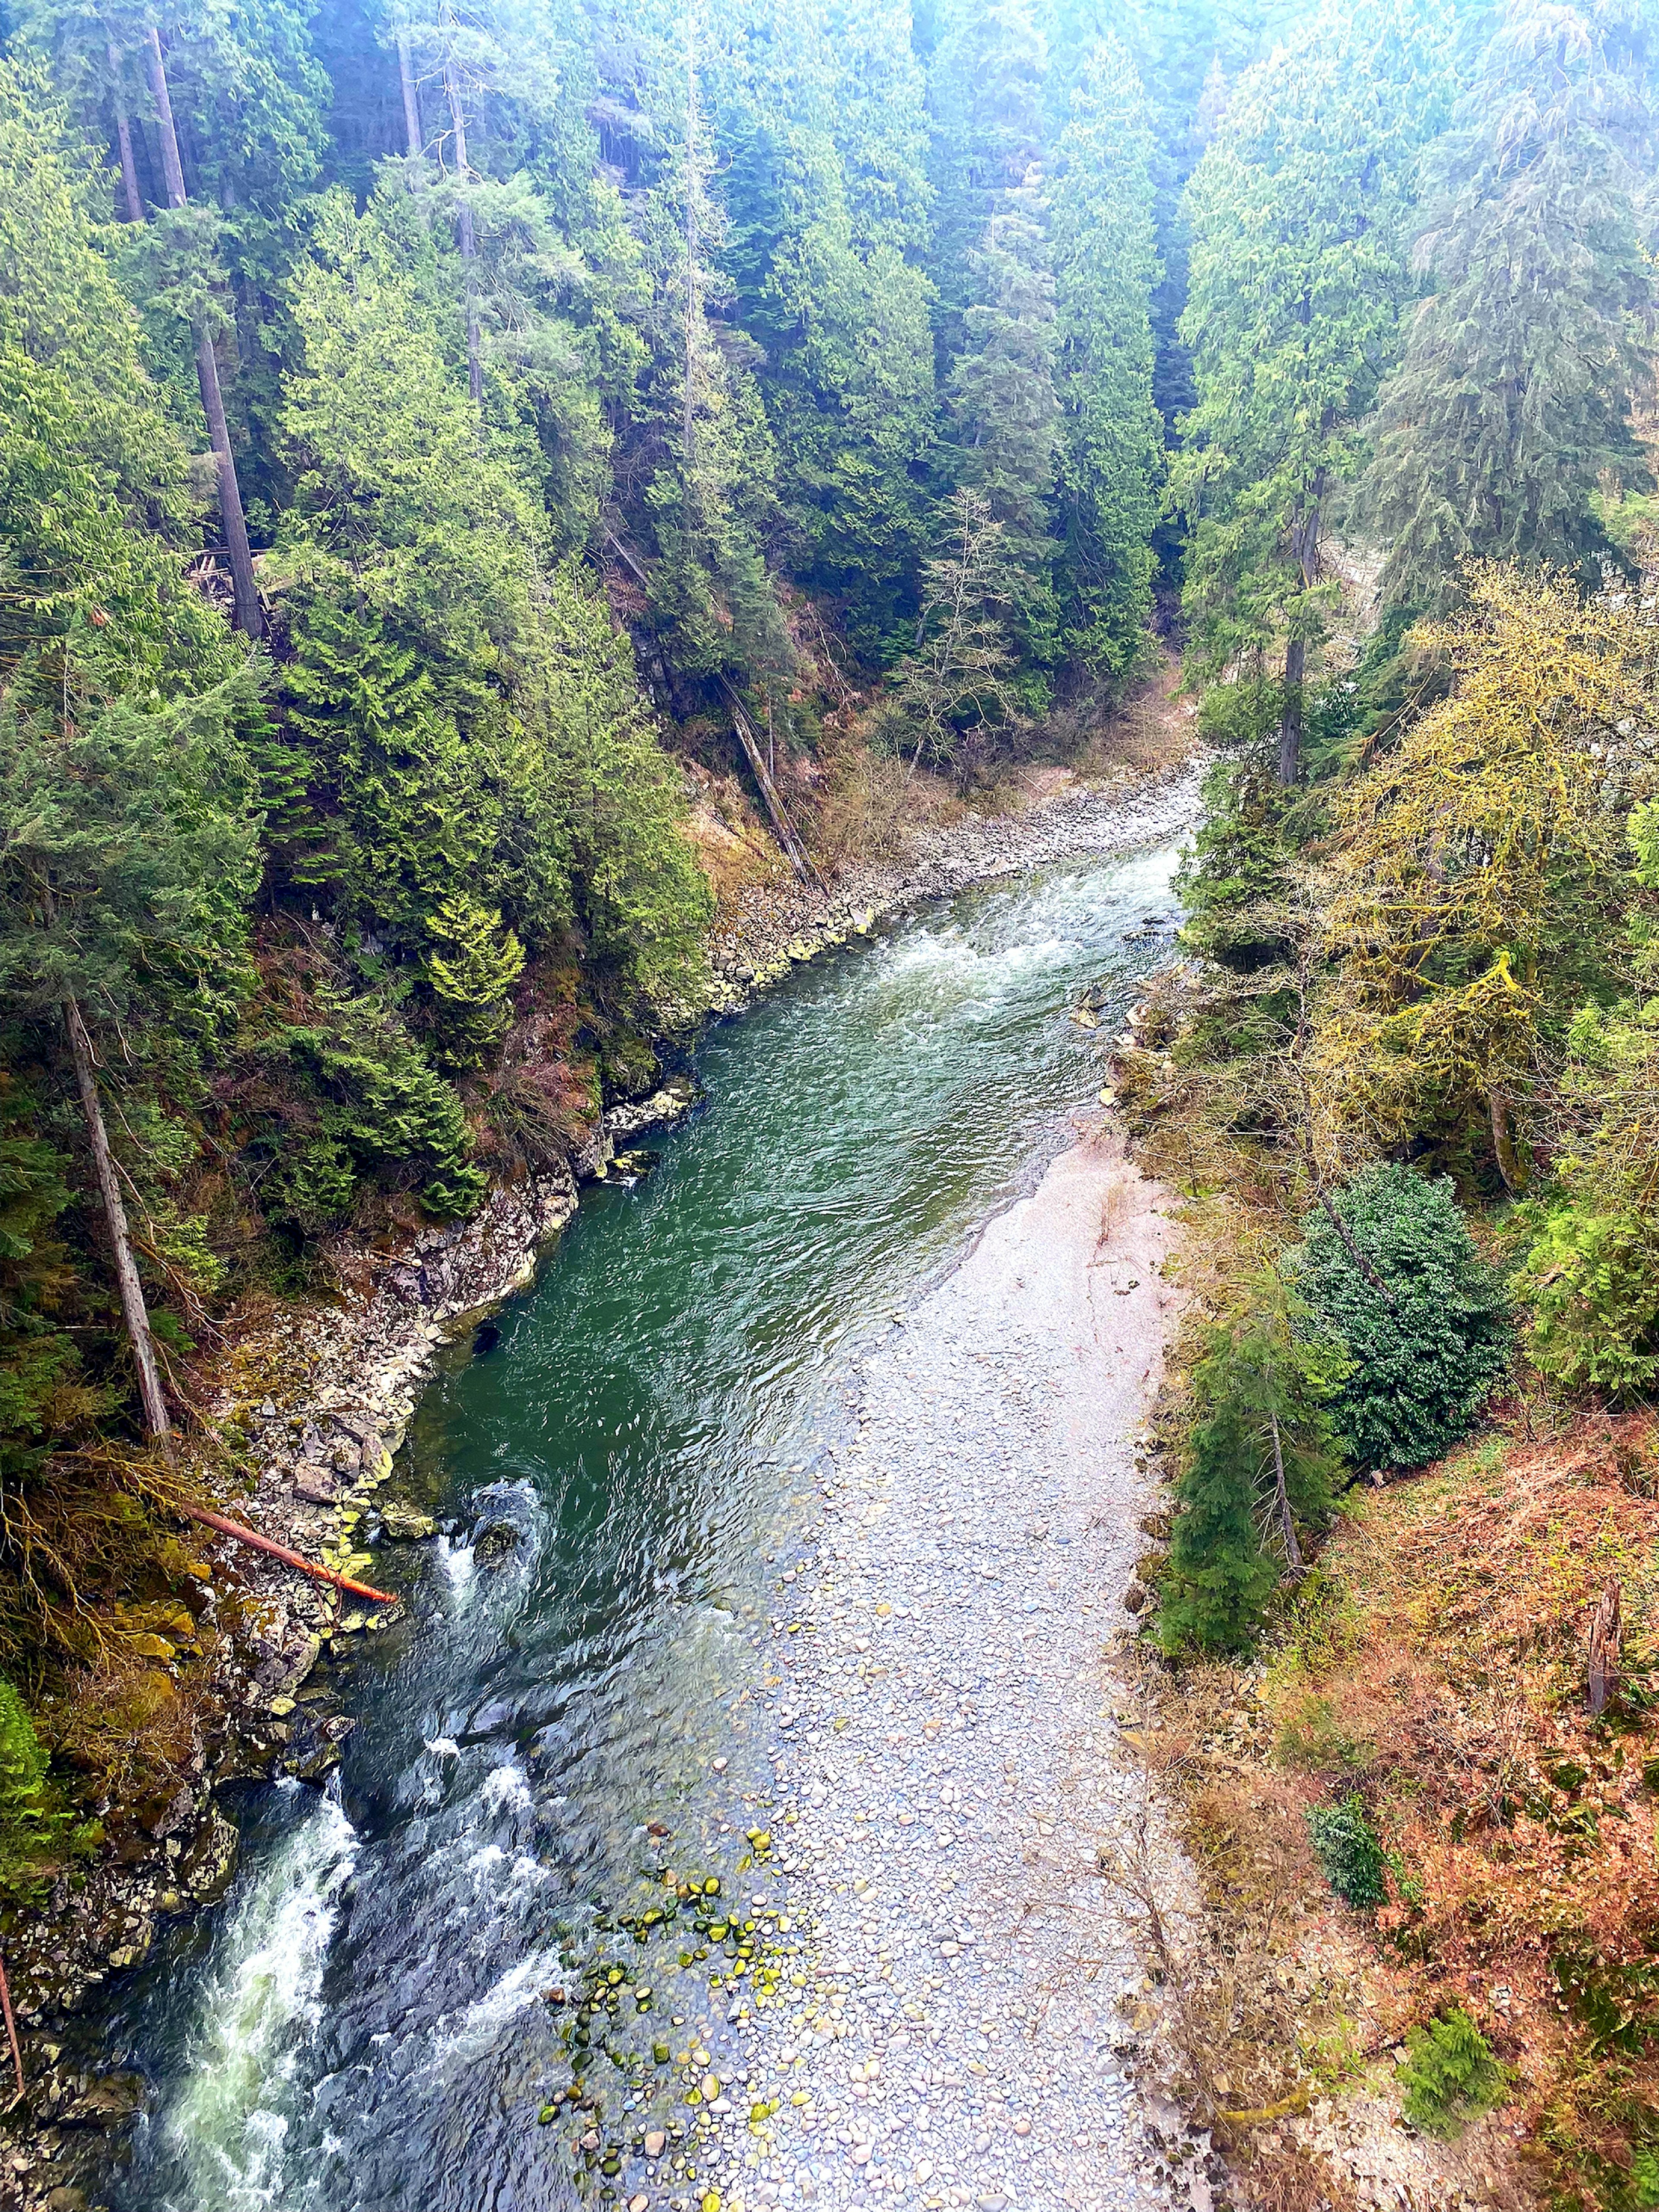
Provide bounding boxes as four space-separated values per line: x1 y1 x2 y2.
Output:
293 1466 338 1505
644 2130 667 2158
379 1505 437 1541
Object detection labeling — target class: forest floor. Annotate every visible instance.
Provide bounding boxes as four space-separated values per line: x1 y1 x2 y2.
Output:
684 1120 1196 2212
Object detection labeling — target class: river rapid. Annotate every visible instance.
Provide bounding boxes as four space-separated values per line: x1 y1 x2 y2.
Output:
93 820 1189 2212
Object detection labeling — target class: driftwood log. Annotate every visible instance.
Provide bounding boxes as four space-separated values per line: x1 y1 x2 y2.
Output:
179 1504 397 1607
1588 1576 1623 1718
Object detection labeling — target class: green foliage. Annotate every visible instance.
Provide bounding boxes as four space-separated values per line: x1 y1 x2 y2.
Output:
0 1671 54 1895
1157 1303 1345 1656
1171 1 1448 757
1513 1201 1659 1402
1049 35 1162 682
1306 1791 1388 1909
1288 1165 1511 1470
252 994 488 1230
1396 2007 1506 2136
425 893 526 1072
1361 0 1652 609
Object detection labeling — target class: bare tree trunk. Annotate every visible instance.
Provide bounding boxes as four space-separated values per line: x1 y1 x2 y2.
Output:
1277 634 1304 787
443 57 483 404
108 45 143 224
397 30 423 159
1588 1577 1622 1716
143 28 264 642
64 997 172 1451
683 5 699 477
1268 1408 1303 1576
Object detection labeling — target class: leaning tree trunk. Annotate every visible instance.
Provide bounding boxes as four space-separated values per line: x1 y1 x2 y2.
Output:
143 27 264 642
1268 1408 1303 1577
64 998 172 1450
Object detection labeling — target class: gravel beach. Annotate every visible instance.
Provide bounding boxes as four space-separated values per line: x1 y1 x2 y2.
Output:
690 1119 1182 2212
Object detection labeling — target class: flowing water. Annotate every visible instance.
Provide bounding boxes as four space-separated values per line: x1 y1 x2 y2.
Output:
95 820 1189 2212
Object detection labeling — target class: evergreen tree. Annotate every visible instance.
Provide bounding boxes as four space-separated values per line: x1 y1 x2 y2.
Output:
1360 0 1652 610
925 0 1047 350
947 175 1061 697
1049 35 1162 680
718 0 937 654
1171 2 1449 782
425 891 526 1069
1157 1305 1343 1656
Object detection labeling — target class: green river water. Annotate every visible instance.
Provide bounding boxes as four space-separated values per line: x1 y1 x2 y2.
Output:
93 807 1190 2212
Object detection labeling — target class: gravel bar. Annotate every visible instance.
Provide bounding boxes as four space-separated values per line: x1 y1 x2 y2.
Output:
689 1122 1181 2212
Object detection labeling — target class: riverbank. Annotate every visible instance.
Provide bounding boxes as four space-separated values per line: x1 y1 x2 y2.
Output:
0 742 1204 2209
675 1120 1191 2212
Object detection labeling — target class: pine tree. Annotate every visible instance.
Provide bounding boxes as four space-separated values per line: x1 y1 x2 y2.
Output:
718 0 937 654
1049 35 1163 680
1171 2 1449 781
424 891 526 1070
1158 1307 1343 1655
1360 0 1652 611
925 0 1047 351
947 175 1062 697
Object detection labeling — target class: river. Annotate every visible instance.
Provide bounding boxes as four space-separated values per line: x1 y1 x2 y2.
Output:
93 820 1188 2212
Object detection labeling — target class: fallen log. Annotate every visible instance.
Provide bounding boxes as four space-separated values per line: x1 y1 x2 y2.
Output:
179 1503 397 1606
0 1946 23 2106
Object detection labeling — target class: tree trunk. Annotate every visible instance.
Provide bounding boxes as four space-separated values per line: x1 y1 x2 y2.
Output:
108 45 143 224
397 30 423 159
143 28 264 642
1489 1083 1526 1195
1277 633 1305 787
683 10 699 475
443 59 483 404
64 997 172 1451
1588 1577 1622 1717
1268 1407 1303 1577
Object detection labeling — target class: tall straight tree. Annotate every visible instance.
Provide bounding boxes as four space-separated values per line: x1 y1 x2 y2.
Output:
947 172 1062 695
717 0 938 652
1171 1 1449 782
1360 0 1652 611
1049 33 1163 680
925 0 1047 351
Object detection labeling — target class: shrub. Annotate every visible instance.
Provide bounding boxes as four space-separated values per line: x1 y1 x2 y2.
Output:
1396 2007 1506 2136
1513 1202 1659 1400
0 1674 58 1897
1306 1791 1387 1908
1287 1163 1511 1468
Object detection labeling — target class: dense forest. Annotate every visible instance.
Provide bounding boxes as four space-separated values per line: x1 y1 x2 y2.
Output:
5 0 1659 2182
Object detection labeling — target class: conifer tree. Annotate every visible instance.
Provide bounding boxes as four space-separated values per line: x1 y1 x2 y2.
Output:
1360 0 1652 610
1049 35 1163 680
925 0 1047 350
425 892 526 1069
1172 2 1448 782
947 175 1062 696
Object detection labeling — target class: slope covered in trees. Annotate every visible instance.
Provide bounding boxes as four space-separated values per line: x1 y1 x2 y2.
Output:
5 2 1659 2182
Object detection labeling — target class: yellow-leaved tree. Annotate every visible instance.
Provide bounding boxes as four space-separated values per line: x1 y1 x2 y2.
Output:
1309 566 1654 1191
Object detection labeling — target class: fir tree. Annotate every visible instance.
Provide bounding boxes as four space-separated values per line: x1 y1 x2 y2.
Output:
1171 2 1449 781
1360 0 1652 610
424 891 526 1070
947 175 1062 696
1049 35 1163 681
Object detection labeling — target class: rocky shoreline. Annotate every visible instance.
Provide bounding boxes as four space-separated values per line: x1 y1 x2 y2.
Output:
0 750 1201 2210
